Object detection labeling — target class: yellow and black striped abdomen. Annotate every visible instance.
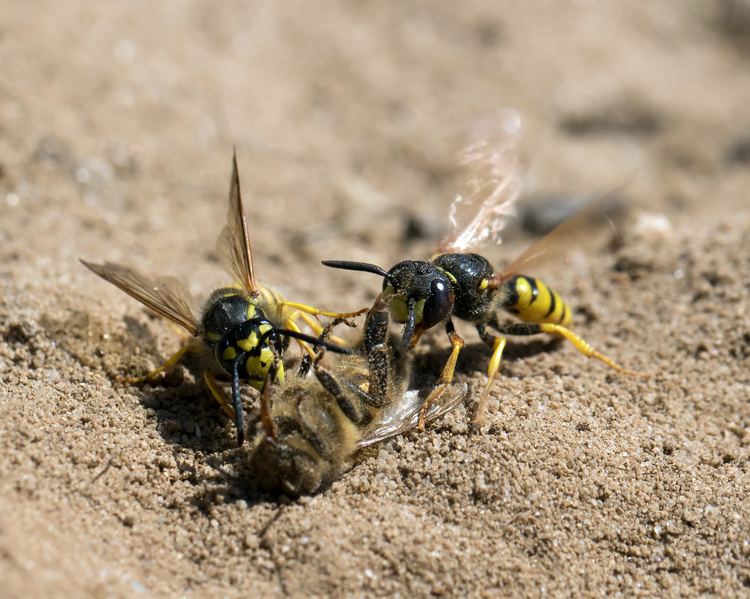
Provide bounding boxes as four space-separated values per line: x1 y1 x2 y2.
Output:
502 275 572 326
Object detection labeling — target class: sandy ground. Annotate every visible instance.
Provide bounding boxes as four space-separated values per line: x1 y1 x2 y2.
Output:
2 1 750 596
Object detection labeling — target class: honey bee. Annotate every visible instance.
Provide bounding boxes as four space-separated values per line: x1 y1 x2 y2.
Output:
324 110 644 427
81 152 364 445
248 296 468 495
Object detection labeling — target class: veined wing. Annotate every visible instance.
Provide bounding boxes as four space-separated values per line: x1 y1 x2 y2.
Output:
81 259 199 336
358 383 468 448
489 181 629 288
437 109 524 254
216 151 259 296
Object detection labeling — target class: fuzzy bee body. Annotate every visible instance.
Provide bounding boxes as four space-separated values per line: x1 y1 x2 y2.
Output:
249 297 467 495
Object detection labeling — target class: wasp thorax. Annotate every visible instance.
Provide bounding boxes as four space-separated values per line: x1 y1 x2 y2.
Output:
432 253 494 322
383 260 455 328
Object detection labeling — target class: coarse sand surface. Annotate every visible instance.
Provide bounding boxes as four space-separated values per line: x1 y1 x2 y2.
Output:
1 2 749 596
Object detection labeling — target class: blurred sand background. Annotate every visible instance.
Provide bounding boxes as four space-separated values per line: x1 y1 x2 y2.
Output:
1 1 749 596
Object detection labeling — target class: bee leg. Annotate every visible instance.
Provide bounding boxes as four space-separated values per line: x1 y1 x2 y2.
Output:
313 358 369 424
492 322 645 376
297 311 350 349
472 323 508 426
117 342 192 385
283 316 318 363
203 372 236 420
418 319 464 430
297 317 341 377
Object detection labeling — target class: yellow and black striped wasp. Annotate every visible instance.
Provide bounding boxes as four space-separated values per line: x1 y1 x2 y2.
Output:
82 152 364 445
324 110 644 427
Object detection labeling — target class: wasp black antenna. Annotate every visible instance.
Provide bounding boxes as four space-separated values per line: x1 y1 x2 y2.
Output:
231 353 247 446
260 328 355 356
322 260 395 286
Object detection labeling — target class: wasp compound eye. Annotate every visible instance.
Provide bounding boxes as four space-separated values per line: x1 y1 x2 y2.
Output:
423 278 454 328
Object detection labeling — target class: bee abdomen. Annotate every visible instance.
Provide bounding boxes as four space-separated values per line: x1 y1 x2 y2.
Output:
252 391 362 495
502 275 571 326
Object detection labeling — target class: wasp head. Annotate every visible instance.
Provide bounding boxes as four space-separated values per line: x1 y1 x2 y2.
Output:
322 259 455 351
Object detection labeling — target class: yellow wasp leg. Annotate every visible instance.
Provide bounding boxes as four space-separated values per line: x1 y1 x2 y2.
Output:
117 343 192 385
537 323 647 376
278 300 368 320
472 336 507 426
203 371 235 420
418 322 464 430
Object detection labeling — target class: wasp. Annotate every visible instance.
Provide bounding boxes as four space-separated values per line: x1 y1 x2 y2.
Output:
82 152 364 446
248 295 468 495
323 110 644 427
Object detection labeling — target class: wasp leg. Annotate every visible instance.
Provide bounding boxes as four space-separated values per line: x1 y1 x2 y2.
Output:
418 319 464 430
117 342 193 385
203 372 235 420
473 322 508 426
285 311 354 366
491 322 645 376
359 292 398 409
278 300 368 321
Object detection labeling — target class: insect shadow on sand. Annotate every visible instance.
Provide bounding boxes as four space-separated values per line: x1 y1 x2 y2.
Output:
43 309 246 454
411 335 564 384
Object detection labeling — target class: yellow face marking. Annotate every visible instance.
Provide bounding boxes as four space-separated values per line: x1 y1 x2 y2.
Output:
258 323 273 336
237 332 259 352
222 346 237 361
246 347 277 379
479 278 489 291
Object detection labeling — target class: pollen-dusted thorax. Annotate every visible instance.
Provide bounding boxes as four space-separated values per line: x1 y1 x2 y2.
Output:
200 289 286 388
431 253 494 322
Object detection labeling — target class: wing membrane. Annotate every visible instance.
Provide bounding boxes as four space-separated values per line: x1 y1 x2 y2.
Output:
216 151 258 295
438 109 523 254
81 259 199 335
358 383 468 448
490 182 629 286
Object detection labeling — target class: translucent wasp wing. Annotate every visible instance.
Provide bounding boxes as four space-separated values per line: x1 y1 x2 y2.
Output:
82 152 355 446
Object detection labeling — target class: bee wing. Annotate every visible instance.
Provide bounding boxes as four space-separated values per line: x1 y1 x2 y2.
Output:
81 259 199 336
357 383 468 448
437 109 524 254
216 151 259 296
